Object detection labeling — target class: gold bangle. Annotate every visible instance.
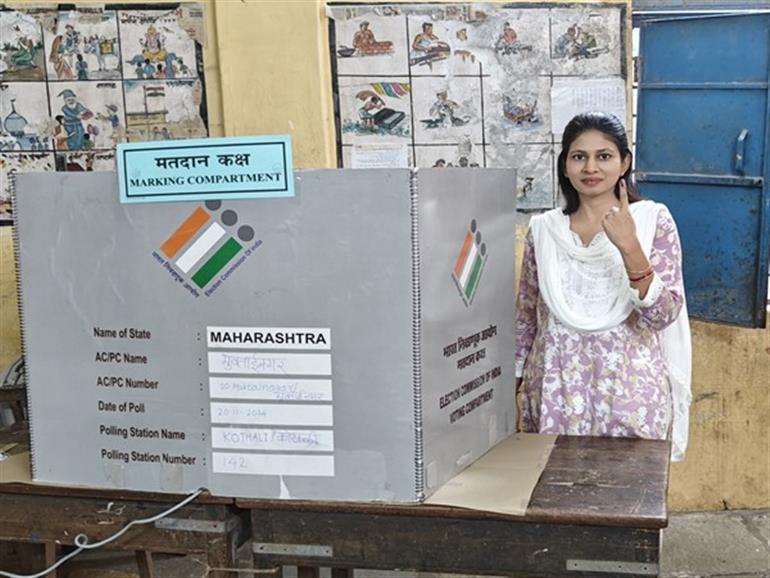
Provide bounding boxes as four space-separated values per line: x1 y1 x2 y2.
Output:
626 265 653 276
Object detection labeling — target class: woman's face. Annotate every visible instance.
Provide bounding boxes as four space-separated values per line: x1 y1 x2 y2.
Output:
564 129 630 201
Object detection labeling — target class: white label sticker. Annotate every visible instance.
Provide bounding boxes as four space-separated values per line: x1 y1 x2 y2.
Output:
212 452 335 476
208 351 332 376
207 326 331 350
210 402 333 426
209 377 333 401
211 427 334 452
207 326 336 478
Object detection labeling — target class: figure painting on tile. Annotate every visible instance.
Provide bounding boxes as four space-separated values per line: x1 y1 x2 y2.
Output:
410 22 450 68
494 21 532 56
125 24 174 78
45 11 121 80
412 75 482 144
550 7 621 76
0 82 50 151
124 80 206 142
49 83 123 150
55 88 93 150
422 90 469 129
120 10 198 79
413 131 483 168
334 13 408 76
0 11 45 81
423 152 480 168
518 176 534 199
502 94 540 126
406 13 485 75
486 143 554 210
484 76 551 144
340 80 411 139
338 20 393 57
553 24 609 61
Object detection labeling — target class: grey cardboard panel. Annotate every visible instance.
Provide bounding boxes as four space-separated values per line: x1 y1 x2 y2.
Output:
417 168 518 497
15 170 417 501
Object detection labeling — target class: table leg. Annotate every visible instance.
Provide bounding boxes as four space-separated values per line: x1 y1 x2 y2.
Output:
15 542 59 578
9 401 24 423
135 550 155 578
43 542 58 578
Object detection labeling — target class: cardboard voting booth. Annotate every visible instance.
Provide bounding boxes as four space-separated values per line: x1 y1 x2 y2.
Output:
14 168 516 501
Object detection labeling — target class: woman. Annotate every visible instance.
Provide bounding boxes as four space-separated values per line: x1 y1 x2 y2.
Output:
352 21 393 56
515 112 692 461
49 35 73 80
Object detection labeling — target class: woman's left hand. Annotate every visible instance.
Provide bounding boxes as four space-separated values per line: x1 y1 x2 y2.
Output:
602 179 640 255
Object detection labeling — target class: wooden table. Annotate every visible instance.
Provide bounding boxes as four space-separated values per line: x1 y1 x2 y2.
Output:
0 426 249 578
239 436 670 578
1 429 670 578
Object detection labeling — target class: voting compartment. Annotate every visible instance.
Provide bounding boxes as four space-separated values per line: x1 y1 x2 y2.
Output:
14 168 516 501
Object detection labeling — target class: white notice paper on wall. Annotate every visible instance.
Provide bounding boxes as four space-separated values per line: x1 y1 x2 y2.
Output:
351 144 410 169
551 77 627 136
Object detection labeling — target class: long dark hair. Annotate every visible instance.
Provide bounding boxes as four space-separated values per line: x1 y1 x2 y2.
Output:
558 112 641 215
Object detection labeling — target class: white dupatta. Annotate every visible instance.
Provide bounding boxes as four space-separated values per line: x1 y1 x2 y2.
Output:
530 200 692 461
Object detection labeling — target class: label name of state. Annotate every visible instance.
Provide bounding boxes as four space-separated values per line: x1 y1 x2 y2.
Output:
93 327 151 339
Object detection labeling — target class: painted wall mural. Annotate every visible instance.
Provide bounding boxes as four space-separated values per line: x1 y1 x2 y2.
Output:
330 3 627 210
0 3 207 224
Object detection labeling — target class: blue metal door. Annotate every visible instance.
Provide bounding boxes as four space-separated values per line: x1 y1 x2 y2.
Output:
636 12 770 327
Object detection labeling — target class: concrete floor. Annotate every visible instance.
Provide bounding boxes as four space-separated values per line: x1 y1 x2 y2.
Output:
660 509 769 578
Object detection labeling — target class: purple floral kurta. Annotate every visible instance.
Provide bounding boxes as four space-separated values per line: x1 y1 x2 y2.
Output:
515 208 684 439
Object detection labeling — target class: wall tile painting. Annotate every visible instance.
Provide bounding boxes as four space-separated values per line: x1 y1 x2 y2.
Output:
331 3 627 210
0 3 207 225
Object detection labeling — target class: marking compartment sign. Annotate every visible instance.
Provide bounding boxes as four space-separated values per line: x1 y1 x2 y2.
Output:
117 135 294 203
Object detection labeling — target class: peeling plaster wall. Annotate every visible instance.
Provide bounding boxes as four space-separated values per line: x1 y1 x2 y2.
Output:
668 320 770 511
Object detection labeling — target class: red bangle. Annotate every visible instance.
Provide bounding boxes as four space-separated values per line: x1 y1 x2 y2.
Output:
629 269 654 283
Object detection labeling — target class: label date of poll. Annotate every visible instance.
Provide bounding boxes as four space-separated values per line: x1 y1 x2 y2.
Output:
98 400 146 414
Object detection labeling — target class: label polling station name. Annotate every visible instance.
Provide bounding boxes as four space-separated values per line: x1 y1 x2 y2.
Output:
207 326 335 477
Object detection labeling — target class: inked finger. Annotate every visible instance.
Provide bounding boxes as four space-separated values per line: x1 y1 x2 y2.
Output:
619 178 630 208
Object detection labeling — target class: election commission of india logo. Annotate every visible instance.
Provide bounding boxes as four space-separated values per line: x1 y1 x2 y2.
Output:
152 200 262 298
452 219 487 306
